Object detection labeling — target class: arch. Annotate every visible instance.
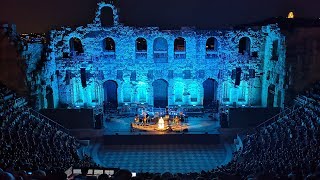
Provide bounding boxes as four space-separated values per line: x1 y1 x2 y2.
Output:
239 37 251 54
103 80 118 109
174 37 186 59
136 37 147 59
95 2 119 26
69 37 84 54
153 37 168 62
46 86 54 109
203 79 218 108
152 79 168 107
153 37 168 51
206 37 218 51
136 37 147 51
100 6 114 27
267 84 275 107
104 37 115 51
174 37 186 52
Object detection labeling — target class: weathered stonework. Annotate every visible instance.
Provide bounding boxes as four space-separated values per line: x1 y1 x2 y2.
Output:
27 2 286 109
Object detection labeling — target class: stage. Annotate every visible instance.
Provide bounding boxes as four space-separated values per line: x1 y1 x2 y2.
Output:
103 113 220 135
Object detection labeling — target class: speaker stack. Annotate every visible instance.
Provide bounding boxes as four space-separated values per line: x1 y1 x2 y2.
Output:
80 68 87 87
235 68 241 86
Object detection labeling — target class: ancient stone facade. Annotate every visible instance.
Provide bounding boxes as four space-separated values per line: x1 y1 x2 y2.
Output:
29 1 286 109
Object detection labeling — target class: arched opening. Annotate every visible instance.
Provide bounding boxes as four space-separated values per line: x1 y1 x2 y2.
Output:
239 37 251 55
267 84 275 107
46 86 54 109
69 37 84 55
271 40 279 60
206 37 218 51
206 37 218 59
101 7 114 27
153 37 168 63
153 79 168 107
104 37 115 51
103 80 118 109
277 90 282 107
174 37 186 59
203 79 218 108
136 37 147 59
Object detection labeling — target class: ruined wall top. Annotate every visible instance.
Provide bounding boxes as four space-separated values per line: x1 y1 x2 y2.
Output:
94 0 119 26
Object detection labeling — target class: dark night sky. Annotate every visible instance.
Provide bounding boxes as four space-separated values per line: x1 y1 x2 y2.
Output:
0 0 319 33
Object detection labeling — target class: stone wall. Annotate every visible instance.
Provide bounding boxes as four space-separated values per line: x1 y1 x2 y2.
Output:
31 2 286 109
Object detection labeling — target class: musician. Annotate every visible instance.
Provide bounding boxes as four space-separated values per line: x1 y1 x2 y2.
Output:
134 114 139 123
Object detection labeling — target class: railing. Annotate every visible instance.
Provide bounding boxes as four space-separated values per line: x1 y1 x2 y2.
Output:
174 51 186 59
28 108 70 134
238 96 309 137
102 51 116 59
153 51 168 63
136 51 147 59
255 104 301 129
205 51 219 59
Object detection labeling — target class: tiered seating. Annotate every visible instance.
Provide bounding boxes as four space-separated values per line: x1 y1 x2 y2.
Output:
0 83 96 179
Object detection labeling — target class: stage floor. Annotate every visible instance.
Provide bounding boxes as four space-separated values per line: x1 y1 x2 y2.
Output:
88 143 232 173
103 113 220 135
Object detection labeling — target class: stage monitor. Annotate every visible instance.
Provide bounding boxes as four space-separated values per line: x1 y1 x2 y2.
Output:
64 167 72 177
105 170 114 176
72 169 81 175
88 169 94 175
94 169 104 176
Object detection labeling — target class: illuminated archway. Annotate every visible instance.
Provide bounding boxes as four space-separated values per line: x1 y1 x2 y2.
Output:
101 7 114 27
153 79 168 107
203 79 218 108
239 37 251 54
136 37 147 59
153 37 168 62
136 37 147 51
103 80 118 109
69 37 84 54
104 37 115 51
206 37 218 51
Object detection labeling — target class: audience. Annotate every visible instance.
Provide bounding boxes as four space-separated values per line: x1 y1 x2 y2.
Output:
1 80 320 179
0 83 96 179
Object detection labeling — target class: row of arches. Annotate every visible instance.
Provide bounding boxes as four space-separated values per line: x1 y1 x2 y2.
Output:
68 36 251 56
102 79 218 108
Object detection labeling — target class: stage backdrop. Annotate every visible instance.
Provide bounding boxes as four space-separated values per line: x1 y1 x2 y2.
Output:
40 108 94 129
229 107 280 128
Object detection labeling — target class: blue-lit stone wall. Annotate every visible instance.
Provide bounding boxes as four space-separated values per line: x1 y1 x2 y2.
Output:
30 2 285 109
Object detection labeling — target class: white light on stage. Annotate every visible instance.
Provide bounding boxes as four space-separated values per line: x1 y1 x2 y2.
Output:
242 104 245 107
158 117 164 129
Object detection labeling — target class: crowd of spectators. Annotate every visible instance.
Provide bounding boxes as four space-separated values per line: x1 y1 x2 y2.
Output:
2 79 320 179
127 82 320 179
0 83 97 179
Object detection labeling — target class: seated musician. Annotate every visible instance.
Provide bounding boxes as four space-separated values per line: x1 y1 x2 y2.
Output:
179 112 185 122
143 116 147 125
174 116 180 125
134 114 139 123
